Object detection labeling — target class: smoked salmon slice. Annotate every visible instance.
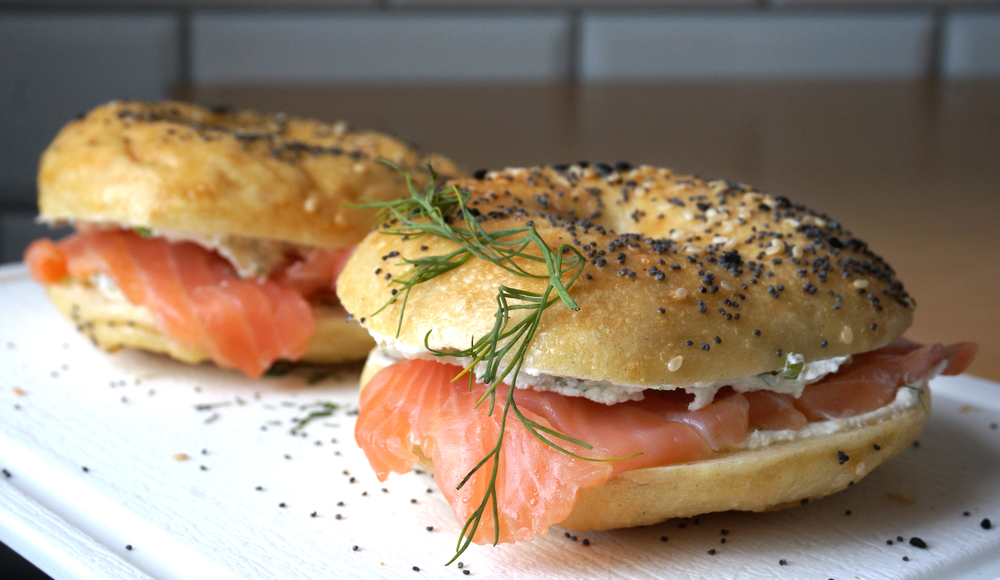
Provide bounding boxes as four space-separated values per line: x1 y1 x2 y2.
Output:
357 359 614 544
24 230 355 377
356 339 975 545
793 338 977 421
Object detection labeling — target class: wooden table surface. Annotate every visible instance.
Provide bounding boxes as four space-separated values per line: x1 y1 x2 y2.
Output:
191 81 1000 382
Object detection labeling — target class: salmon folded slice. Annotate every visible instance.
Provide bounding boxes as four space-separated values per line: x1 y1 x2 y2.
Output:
356 339 976 545
25 230 355 377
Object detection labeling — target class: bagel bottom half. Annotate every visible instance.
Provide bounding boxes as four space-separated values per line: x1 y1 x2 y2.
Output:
47 283 374 366
358 355 929 532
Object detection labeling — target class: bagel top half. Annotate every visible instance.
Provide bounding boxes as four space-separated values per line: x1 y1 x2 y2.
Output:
337 163 915 387
38 100 463 249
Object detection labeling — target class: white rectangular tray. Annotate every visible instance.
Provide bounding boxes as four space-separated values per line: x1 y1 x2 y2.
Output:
1 264 999 580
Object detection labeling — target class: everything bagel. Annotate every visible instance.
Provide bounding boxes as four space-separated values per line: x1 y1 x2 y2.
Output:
25 100 463 376
342 162 974 550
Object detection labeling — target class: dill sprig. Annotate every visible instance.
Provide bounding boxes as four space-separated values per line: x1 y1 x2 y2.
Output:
290 401 338 435
356 163 632 563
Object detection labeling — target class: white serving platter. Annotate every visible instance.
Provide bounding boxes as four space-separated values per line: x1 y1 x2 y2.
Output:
1 263 999 580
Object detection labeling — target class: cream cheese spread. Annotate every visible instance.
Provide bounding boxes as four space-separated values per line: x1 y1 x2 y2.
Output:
91 273 126 302
53 220 309 279
367 332 940 451
368 331 850 409
729 364 939 451
149 228 306 279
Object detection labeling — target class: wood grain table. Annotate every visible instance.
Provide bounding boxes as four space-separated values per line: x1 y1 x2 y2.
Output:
190 81 1000 382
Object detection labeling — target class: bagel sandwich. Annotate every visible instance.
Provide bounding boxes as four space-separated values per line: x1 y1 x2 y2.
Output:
24 100 463 377
340 162 976 554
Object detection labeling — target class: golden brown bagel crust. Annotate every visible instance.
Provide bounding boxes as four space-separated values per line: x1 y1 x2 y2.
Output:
358 355 929 531
338 164 914 387
47 282 373 365
39 101 463 249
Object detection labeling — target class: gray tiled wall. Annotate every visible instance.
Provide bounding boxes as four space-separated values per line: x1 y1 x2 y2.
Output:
0 13 180 200
1 2 999 263
943 12 1000 77
191 12 572 83
579 13 936 80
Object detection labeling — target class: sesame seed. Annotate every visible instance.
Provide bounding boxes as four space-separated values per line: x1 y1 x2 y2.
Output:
837 451 849 464
909 537 928 549
701 343 711 351
982 518 992 530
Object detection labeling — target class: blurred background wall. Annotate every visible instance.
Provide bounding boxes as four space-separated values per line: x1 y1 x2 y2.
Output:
1 0 999 264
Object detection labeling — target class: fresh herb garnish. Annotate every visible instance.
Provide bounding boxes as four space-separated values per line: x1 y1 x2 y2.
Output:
782 353 805 380
133 226 153 238
357 163 633 563
264 360 295 377
290 402 338 435
306 369 335 385
194 401 232 411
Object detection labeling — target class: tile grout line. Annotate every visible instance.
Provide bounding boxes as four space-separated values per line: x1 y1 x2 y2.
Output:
567 8 581 83
928 7 946 81
177 7 192 91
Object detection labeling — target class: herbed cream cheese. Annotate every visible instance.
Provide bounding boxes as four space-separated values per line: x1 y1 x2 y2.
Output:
149 228 307 279
91 273 126 302
368 332 941 451
729 366 938 451
55 220 309 279
368 331 850 409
